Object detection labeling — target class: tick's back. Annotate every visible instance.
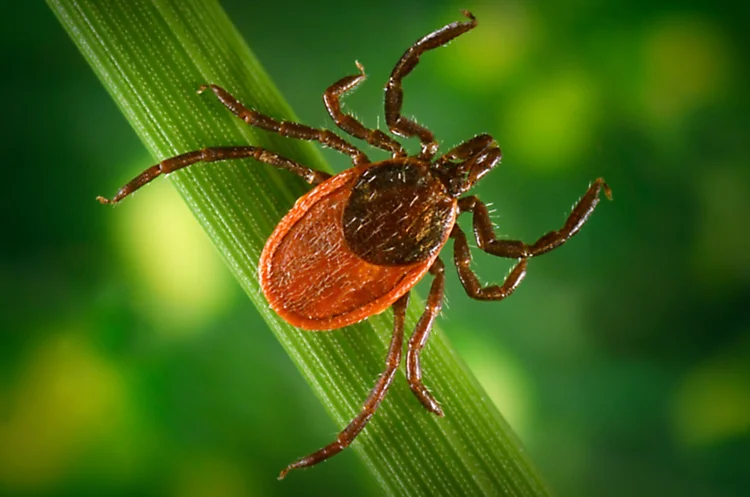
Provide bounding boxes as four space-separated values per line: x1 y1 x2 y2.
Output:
259 165 442 330
342 159 457 266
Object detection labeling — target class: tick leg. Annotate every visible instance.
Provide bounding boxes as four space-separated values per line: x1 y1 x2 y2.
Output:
385 11 477 161
97 146 331 205
407 258 445 416
451 224 528 301
199 84 370 165
458 178 613 259
278 293 409 480
324 62 405 158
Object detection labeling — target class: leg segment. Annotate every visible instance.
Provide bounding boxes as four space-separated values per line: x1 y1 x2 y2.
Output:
451 224 528 301
323 62 405 157
278 293 409 480
97 146 331 205
199 84 370 165
385 11 477 160
458 178 612 259
407 258 445 416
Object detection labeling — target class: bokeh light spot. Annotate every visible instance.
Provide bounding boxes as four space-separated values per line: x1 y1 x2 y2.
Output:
458 332 533 438
672 345 750 448
503 71 598 169
641 15 730 123
690 166 750 287
171 453 258 497
115 178 234 335
0 331 128 491
440 4 535 89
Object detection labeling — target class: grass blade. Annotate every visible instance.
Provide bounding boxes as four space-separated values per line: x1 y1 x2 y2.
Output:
48 0 551 494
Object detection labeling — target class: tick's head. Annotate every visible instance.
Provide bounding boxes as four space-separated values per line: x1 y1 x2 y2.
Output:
431 135 502 198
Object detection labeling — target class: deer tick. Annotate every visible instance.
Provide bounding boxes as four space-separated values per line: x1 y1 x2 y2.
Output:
98 11 612 479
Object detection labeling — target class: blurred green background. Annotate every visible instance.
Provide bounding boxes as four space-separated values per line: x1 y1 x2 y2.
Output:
2 0 748 496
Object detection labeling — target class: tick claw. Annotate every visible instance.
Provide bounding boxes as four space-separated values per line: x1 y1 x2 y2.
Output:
414 388 444 416
96 195 112 205
461 10 476 22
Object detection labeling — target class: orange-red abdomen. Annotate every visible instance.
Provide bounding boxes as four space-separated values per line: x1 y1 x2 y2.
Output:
259 164 455 330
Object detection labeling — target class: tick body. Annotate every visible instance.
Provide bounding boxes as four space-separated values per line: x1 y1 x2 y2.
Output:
99 11 611 479
260 158 456 330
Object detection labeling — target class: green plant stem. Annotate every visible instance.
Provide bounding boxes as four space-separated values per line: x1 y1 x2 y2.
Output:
48 0 550 495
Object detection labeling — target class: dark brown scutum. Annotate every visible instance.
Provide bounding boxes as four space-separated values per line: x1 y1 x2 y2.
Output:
343 160 456 266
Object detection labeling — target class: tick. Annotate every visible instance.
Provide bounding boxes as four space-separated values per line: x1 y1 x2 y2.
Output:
98 11 612 479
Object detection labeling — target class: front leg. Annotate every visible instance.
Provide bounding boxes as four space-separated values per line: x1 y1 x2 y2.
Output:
459 178 612 259
451 224 528 301
385 10 477 160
